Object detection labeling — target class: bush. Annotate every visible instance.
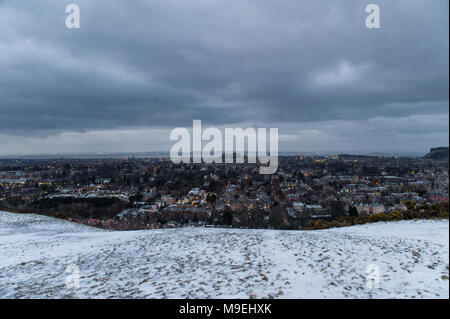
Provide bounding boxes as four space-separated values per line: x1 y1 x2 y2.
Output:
313 219 331 230
303 202 448 230
387 210 404 221
354 216 368 224
438 210 449 219
53 211 71 219
367 213 384 223
305 220 316 229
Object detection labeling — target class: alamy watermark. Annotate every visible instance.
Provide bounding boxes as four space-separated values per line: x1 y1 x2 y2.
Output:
365 263 380 289
64 3 380 30
65 4 80 29
365 4 380 29
170 120 278 174
65 263 80 289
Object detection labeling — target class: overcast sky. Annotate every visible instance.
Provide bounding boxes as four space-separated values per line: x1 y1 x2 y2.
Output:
0 0 448 155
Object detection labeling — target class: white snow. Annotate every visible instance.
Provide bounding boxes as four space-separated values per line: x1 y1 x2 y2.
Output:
0 211 448 299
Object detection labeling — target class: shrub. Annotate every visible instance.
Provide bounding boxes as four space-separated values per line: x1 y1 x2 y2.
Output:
438 210 449 219
314 219 331 230
53 211 70 219
387 210 404 221
303 202 448 230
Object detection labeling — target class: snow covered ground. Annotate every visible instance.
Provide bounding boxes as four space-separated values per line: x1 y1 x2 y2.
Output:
0 211 448 299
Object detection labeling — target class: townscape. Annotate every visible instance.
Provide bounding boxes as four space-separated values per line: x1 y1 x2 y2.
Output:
1 149 448 230
0 0 448 304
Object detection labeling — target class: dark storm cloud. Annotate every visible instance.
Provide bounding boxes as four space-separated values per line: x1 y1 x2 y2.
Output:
0 0 448 137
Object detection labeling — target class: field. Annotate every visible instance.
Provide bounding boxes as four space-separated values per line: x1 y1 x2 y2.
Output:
0 211 448 298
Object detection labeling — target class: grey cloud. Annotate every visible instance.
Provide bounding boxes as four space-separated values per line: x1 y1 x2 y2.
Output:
0 0 448 152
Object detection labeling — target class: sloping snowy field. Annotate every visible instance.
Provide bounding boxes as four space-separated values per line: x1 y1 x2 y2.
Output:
0 211 448 299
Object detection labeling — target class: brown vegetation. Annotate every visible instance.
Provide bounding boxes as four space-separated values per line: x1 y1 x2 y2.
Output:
304 202 449 230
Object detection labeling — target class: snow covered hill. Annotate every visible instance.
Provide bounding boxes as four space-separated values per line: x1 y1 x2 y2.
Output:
0 211 448 299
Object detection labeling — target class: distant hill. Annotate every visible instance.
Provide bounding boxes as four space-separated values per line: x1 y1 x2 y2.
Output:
424 147 449 160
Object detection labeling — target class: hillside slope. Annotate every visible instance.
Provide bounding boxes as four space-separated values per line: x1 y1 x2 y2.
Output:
424 147 449 160
0 211 448 299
